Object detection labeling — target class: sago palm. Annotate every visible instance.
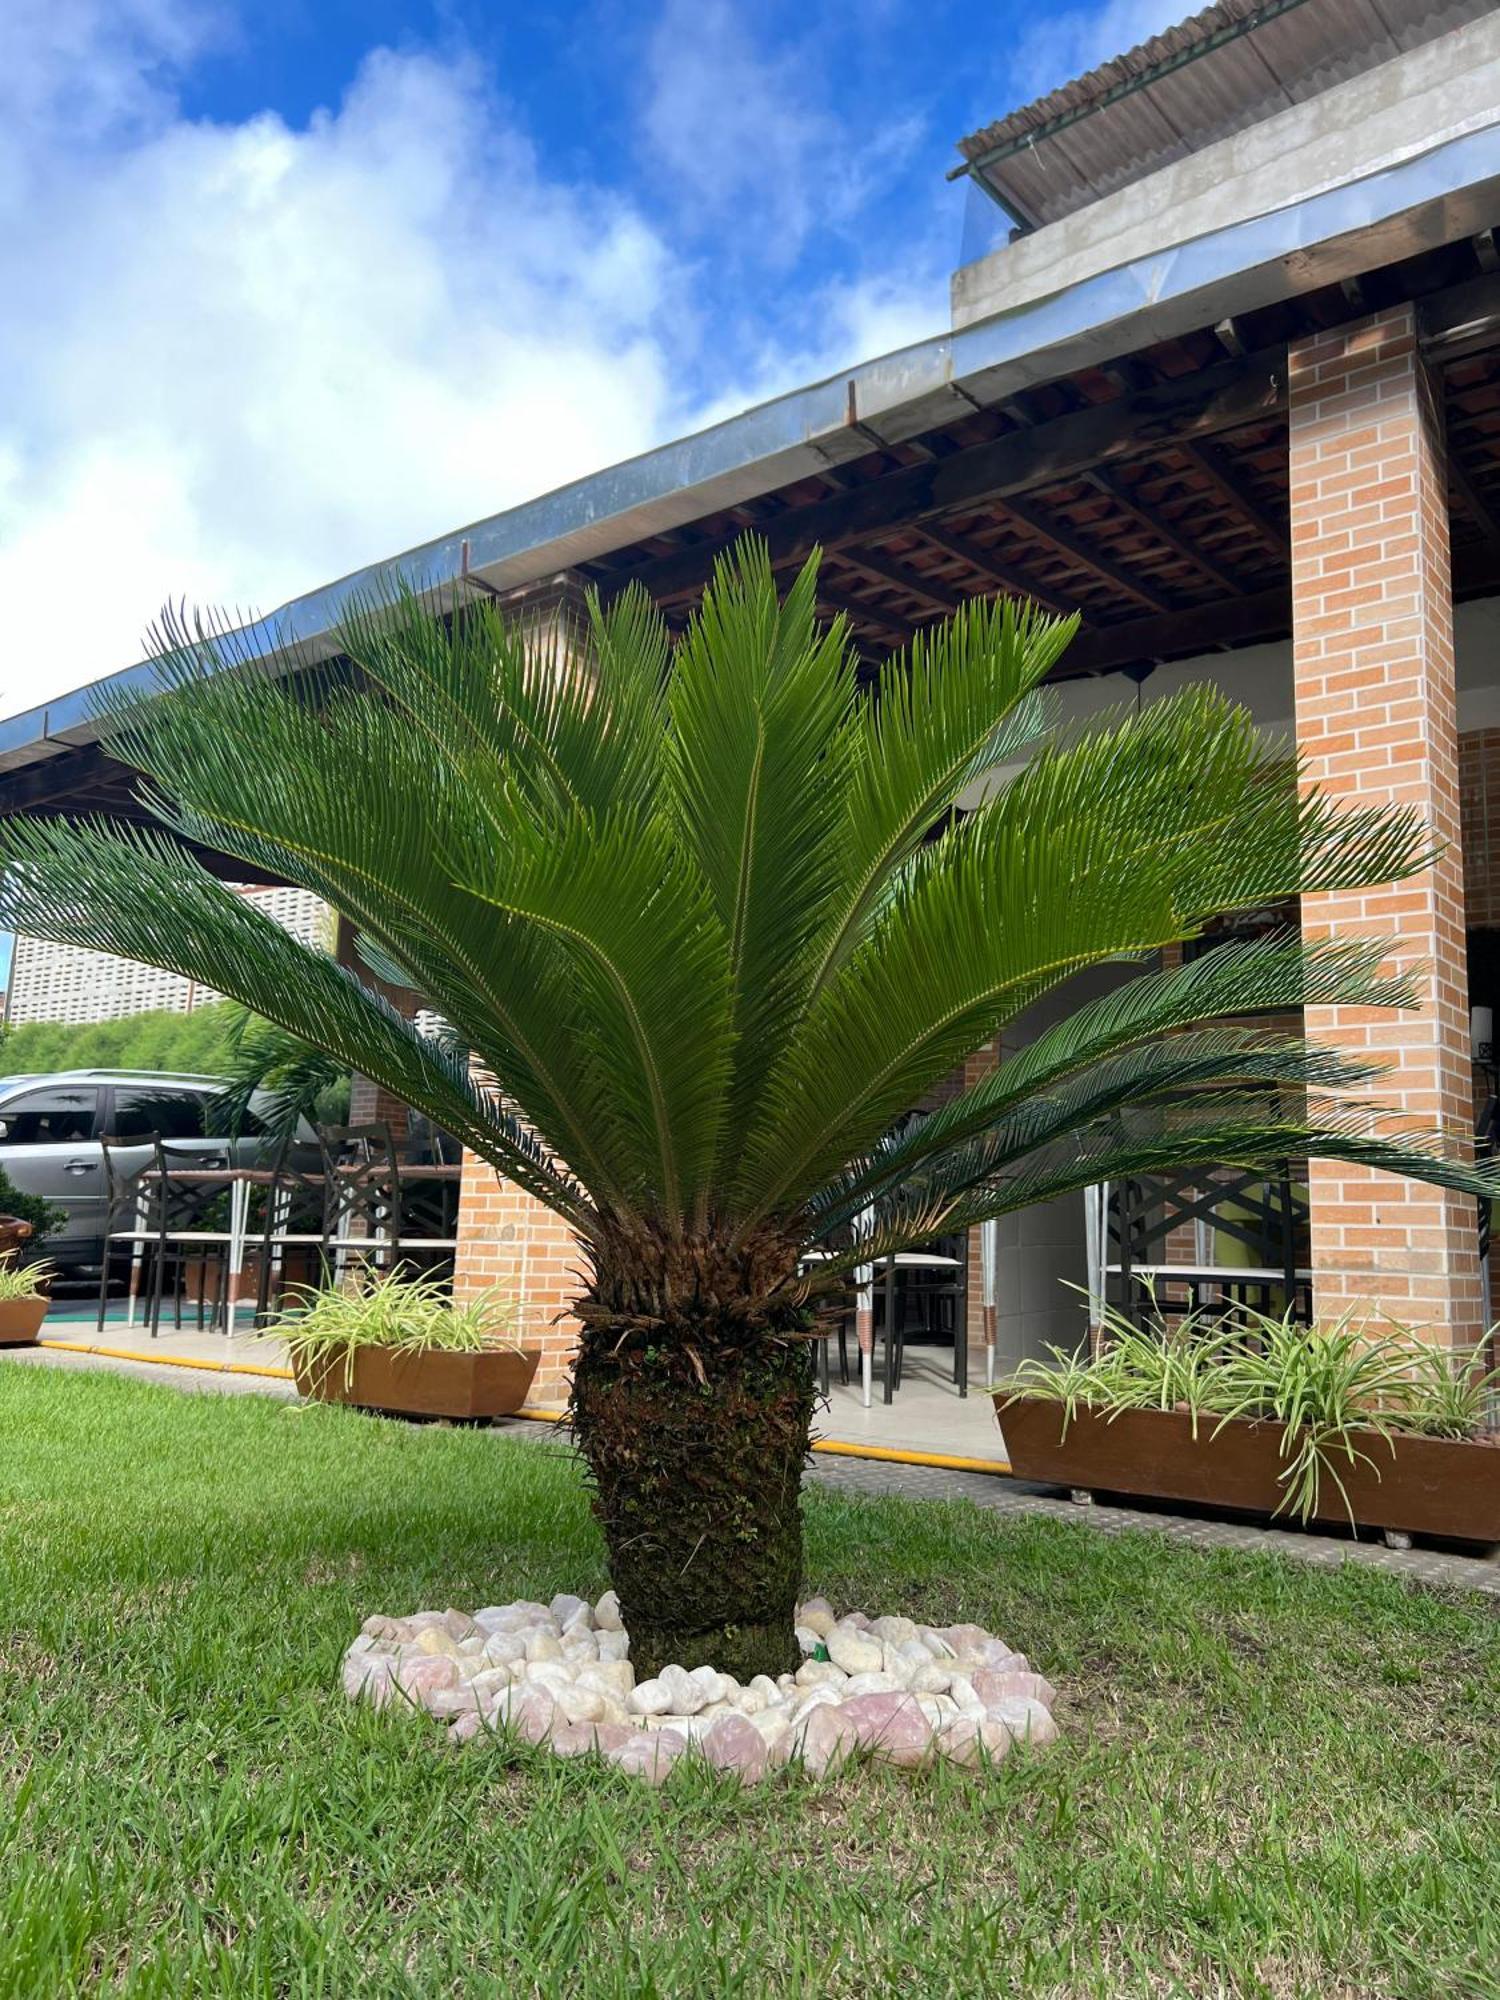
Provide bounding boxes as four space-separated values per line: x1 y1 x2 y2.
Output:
1 542 1491 1676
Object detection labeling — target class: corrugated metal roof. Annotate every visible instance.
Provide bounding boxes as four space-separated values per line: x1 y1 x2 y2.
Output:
954 0 1493 228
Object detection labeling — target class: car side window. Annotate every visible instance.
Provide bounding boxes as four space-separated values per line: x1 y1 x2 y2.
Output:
0 1087 100 1145
111 1089 206 1141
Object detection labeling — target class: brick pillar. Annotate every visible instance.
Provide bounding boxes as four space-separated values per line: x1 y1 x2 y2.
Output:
451 571 592 1404
452 1154 583 1403
1289 305 1481 1345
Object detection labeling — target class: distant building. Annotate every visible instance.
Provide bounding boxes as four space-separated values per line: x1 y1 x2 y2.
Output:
5 887 329 1026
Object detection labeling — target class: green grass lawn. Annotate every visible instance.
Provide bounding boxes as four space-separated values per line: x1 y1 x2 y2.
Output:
1 1367 1498 2000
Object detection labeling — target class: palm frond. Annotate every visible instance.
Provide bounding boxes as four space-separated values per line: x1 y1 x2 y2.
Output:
663 546 855 1187
814 933 1414 1214
0 816 594 1228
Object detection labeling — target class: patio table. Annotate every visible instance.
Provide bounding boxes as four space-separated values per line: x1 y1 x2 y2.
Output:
136 1161 463 1326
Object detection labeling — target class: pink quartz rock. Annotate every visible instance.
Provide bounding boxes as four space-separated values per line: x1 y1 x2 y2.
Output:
937 1714 1014 1769
987 1696 1059 1747
549 1717 633 1759
970 1669 1056 1710
939 1624 992 1654
700 1715 769 1784
838 1693 934 1769
360 1614 409 1642
427 1686 480 1720
442 1608 479 1641
449 1709 488 1746
796 1703 864 1777
609 1728 686 1784
342 1653 394 1702
511 1692 558 1745
954 1639 1023 1671
396 1655 460 1702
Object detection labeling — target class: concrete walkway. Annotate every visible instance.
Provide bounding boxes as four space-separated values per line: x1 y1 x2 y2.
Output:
5 1334 1499 1600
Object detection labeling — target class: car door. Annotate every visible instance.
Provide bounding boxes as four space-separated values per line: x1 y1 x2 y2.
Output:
0 1084 104 1258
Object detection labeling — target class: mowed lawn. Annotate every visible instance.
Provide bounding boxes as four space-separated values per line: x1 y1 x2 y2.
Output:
1 1367 1498 2000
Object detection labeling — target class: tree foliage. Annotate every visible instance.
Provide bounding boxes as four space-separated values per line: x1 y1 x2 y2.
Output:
0 1001 240 1079
0 541 1490 1306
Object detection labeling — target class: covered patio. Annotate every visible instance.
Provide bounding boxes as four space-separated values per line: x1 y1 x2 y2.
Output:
4 2 1500 1463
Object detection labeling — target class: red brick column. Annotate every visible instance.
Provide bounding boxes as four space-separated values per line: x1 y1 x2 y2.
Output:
1289 305 1481 1345
452 1157 583 1403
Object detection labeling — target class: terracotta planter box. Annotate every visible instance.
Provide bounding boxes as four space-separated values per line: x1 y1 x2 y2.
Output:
0 1295 49 1346
293 1344 540 1420
998 1395 1500 1543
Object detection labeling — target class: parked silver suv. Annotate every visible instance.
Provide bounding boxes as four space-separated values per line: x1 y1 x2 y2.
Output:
0 1070 280 1271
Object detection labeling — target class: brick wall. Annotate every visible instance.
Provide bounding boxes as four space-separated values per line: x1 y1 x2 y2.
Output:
1289 304 1482 1344
452 1156 583 1403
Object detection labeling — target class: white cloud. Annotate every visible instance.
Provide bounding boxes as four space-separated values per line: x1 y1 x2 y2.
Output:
0 13 684 717
640 0 927 270
0 2 949 724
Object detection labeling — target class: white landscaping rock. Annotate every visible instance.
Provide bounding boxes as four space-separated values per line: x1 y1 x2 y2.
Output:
340 1595 1059 1785
627 1677 674 1717
826 1625 884 1676
794 1659 847 1690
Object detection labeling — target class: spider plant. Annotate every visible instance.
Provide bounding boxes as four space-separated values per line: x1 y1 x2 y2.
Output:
276 1269 520 1391
1001 1305 1500 1525
1204 1311 1421 1523
999 1288 1241 1437
1391 1338 1500 1440
0 1259 54 1302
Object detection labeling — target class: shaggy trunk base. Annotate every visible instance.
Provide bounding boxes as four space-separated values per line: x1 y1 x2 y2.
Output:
570 1331 815 1683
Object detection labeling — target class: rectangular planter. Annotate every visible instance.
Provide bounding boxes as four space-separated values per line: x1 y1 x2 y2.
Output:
998 1395 1500 1543
293 1344 541 1420
0 1296 48 1346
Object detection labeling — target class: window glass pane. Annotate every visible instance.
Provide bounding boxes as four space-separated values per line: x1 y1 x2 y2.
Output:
0 1087 99 1145
112 1090 205 1140
200 1093 267 1139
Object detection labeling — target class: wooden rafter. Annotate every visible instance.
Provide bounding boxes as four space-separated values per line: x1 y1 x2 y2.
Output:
606 350 1286 604
1175 439 1288 557
1084 466 1251 596
913 524 1082 618
998 493 1178 614
831 546 968 615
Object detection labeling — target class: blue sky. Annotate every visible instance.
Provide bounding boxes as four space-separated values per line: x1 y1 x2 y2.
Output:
0 0 1176 718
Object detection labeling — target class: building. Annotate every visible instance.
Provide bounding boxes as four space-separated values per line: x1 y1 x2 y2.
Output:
5 886 329 1025
0 0 1498 1449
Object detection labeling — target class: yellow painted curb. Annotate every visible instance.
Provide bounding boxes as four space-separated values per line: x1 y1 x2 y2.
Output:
39 1337 294 1381
34 1340 1014 1476
810 1438 1013 1477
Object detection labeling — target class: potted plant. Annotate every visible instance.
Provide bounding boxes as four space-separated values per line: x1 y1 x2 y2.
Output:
0 1255 55 1345
278 1270 537 1419
996 1307 1500 1544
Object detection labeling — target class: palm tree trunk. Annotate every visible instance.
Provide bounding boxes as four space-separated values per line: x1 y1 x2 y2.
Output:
569 1329 816 1683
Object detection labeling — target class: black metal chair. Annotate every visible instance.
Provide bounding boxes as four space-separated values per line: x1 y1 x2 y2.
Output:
1106 1161 1311 1329
881 1234 969 1401
251 1132 326 1326
143 1137 236 1335
318 1123 459 1283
